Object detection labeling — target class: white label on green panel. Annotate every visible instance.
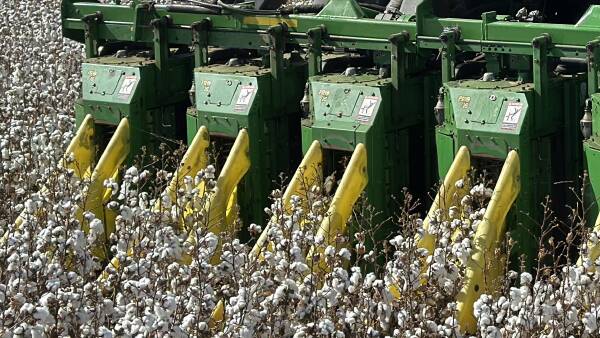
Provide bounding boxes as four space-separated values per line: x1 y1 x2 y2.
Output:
356 96 379 122
501 102 522 130
236 86 255 105
118 76 137 97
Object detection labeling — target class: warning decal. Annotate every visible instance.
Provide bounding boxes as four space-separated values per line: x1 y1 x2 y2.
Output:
501 102 522 130
356 96 379 122
235 86 255 111
118 76 137 97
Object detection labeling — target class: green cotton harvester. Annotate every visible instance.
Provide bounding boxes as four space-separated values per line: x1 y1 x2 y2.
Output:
20 0 600 331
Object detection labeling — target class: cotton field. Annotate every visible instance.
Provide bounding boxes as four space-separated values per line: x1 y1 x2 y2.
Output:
2 0 600 337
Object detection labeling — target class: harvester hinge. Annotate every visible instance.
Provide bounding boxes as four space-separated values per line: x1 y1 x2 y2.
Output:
81 11 103 58
307 25 327 76
389 31 410 89
586 38 600 97
439 27 460 83
267 23 288 82
191 19 212 67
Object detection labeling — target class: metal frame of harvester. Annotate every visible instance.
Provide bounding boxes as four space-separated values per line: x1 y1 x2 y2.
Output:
42 0 600 331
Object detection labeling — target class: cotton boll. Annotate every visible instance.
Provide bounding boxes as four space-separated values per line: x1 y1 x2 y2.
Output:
520 272 533 286
338 248 351 261
318 318 335 335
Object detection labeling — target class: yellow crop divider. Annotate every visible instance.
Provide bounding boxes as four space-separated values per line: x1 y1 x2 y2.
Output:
63 114 96 178
250 140 324 259
159 126 211 215
3 114 96 245
180 129 250 265
389 146 472 298
99 126 210 282
419 146 471 254
81 118 131 259
306 143 368 274
456 150 520 333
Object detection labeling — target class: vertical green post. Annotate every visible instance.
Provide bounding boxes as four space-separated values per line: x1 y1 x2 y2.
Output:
480 11 497 41
267 24 286 113
81 11 102 58
151 16 170 72
267 24 286 82
440 28 459 83
389 31 409 91
191 19 211 67
532 35 550 119
307 26 325 77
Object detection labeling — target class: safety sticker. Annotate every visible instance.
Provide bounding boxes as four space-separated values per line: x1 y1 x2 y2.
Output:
501 102 522 130
201 80 212 92
458 95 471 109
235 86 255 111
118 76 137 97
356 96 379 122
88 69 97 81
318 89 330 102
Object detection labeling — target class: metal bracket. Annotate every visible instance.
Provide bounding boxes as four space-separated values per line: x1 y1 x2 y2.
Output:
307 26 326 77
81 11 103 58
389 31 410 91
150 15 172 71
439 27 460 83
191 19 212 67
480 11 497 41
131 3 152 41
267 23 288 82
532 34 551 116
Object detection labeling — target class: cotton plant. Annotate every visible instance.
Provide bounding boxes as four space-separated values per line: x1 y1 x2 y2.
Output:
473 260 600 337
8 0 600 336
0 2 229 335
95 163 251 337
472 201 600 337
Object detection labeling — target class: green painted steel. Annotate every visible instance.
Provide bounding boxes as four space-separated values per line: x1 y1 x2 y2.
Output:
302 64 438 242
187 55 307 228
75 54 193 162
437 76 586 268
583 94 600 226
62 1 600 59
61 0 600 266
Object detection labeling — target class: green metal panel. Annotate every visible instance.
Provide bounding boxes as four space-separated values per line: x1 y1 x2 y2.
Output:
438 76 586 269
584 142 600 224
583 94 600 226
76 54 194 162
435 132 455 179
187 57 307 229
304 70 436 226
